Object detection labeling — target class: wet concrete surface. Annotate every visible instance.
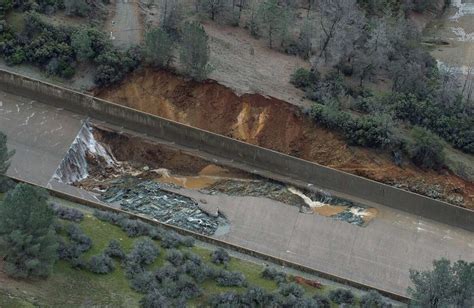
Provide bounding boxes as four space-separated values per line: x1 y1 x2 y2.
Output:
0 91 84 186
0 90 473 296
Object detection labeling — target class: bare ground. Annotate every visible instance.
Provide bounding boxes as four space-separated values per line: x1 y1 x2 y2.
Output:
96 68 474 209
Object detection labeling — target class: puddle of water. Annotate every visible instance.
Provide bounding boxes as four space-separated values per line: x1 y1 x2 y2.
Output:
153 165 250 190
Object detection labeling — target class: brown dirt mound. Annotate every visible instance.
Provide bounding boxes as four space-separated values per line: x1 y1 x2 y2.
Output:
96 68 474 209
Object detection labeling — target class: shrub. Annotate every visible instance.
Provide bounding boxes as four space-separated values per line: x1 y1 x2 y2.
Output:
93 210 127 225
407 127 445 170
241 286 268 307
166 249 184 267
160 232 183 249
209 292 241 307
261 267 287 284
140 289 170 308
175 274 201 299
360 290 392 308
215 270 247 287
155 264 179 283
149 227 165 241
211 248 230 265
51 204 84 222
329 289 355 305
346 115 394 148
312 294 331 308
182 260 213 283
104 239 126 259
88 254 115 274
119 219 152 238
278 282 305 298
127 238 160 267
311 103 395 149
290 68 319 89
181 236 195 247
130 271 158 294
66 224 92 253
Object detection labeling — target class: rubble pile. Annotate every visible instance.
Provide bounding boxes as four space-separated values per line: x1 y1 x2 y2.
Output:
100 178 228 235
203 180 308 208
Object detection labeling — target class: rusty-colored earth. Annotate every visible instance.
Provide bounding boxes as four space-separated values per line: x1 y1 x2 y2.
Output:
96 68 474 209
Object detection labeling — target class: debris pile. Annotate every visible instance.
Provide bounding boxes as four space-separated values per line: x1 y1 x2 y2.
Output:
99 178 228 235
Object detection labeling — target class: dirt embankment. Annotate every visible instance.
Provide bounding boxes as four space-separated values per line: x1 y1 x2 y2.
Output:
96 68 474 209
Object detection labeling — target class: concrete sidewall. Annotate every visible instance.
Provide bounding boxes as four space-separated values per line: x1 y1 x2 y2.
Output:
0 69 473 231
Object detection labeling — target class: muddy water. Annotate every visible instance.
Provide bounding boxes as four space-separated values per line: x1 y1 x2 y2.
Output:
426 1 474 75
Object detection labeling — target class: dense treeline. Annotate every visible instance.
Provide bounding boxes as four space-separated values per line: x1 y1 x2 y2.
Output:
0 11 140 85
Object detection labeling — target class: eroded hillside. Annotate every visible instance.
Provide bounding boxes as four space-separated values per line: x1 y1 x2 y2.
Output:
96 68 474 209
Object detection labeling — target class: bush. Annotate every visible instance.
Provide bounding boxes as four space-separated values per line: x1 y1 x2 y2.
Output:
130 271 158 293
140 289 170 308
182 260 214 283
51 204 84 222
104 239 126 259
360 290 392 308
119 219 152 238
155 264 179 283
181 236 195 247
329 289 355 305
175 274 201 300
166 249 184 267
88 254 115 274
278 282 305 298
66 224 92 252
311 103 395 149
160 232 183 249
241 286 268 307
312 294 331 308
127 238 160 267
211 248 230 265
209 292 241 307
261 267 287 284
215 270 247 287
93 210 127 225
407 127 445 170
290 68 319 89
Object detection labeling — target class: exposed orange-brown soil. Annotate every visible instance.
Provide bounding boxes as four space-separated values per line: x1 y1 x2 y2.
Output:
96 68 474 209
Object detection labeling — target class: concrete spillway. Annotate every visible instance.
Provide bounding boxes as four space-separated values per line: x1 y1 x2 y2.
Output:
54 122 118 184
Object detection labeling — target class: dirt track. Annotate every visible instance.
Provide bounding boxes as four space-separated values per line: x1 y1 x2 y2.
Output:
96 68 474 208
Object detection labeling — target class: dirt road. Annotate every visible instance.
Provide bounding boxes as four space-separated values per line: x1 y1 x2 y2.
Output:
106 0 143 49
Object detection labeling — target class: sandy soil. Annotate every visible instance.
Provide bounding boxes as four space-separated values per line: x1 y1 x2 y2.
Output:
96 68 474 208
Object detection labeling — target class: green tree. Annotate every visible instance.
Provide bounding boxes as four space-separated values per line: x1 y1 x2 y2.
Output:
179 22 211 81
0 132 14 192
408 259 474 308
256 0 290 48
408 127 445 170
0 184 58 278
144 27 174 68
71 29 94 61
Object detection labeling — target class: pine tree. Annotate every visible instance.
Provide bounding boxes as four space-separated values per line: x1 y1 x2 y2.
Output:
179 22 212 81
0 184 58 278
